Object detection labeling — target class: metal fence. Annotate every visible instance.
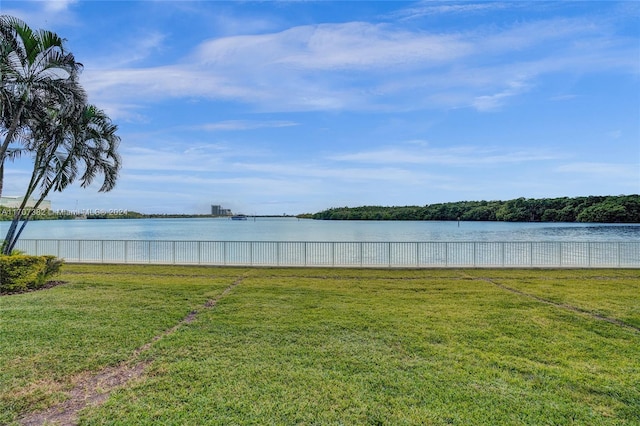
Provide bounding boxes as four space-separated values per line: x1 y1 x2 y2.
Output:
15 239 640 268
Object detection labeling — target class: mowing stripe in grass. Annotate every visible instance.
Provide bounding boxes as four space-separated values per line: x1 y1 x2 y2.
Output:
17 274 246 426
471 274 640 333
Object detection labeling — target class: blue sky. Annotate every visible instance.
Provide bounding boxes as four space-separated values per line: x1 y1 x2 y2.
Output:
3 1 639 215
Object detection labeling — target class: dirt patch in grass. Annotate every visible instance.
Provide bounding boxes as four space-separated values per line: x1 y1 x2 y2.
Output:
18 276 245 426
19 362 149 426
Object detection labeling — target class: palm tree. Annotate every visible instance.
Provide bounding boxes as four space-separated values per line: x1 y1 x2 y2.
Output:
0 16 121 254
2 104 121 254
0 15 84 198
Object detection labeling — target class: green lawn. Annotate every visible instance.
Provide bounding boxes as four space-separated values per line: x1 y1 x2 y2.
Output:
1 265 638 425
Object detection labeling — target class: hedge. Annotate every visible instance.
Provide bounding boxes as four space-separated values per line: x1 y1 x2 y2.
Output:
0 254 64 293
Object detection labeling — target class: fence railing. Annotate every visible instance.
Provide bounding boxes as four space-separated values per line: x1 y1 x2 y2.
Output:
15 239 640 268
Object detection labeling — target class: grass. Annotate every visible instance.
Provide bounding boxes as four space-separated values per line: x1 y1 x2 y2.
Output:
1 265 638 425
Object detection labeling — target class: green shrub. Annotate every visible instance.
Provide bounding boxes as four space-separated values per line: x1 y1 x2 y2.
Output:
0 254 64 293
39 256 64 286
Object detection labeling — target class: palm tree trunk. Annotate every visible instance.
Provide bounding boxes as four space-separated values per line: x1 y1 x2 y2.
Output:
6 187 53 254
2 149 45 254
3 145 75 254
0 99 26 199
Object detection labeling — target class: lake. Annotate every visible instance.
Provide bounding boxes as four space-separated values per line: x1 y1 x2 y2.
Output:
5 217 640 242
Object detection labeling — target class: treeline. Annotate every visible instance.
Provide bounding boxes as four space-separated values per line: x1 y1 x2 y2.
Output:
310 195 640 223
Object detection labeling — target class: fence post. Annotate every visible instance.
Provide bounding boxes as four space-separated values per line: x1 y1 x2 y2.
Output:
473 242 477 267
558 242 562 267
445 242 449 267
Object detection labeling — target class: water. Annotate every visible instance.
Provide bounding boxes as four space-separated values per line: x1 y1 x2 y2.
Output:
5 217 639 242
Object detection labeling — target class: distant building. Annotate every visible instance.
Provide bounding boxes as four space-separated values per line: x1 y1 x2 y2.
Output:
0 196 51 210
211 204 232 216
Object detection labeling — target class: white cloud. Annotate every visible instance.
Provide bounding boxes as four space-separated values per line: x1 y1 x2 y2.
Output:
1 1 78 29
273 23 469 70
187 21 472 98
79 11 638 118
44 0 77 13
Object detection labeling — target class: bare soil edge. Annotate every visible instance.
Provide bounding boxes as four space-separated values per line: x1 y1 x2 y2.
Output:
18 276 245 426
1 281 67 296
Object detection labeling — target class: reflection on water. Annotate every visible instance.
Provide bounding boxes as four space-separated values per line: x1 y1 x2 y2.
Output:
4 218 639 242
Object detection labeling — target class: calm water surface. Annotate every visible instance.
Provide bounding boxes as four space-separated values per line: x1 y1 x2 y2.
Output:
5 217 639 242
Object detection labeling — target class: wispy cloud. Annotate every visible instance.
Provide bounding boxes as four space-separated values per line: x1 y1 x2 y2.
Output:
117 140 459 196
121 146 226 172
472 78 532 112
389 1 513 21
549 94 578 101
193 120 299 131
111 31 167 67
556 162 640 180
329 144 560 166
